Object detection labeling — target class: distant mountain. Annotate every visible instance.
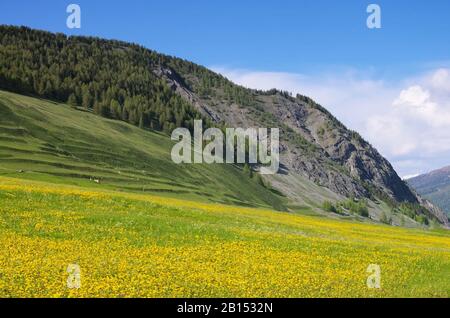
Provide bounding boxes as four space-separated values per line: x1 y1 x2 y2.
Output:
0 25 448 226
408 166 450 216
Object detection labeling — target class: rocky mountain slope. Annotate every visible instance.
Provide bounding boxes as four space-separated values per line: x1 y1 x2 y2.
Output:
157 64 448 225
408 166 450 216
0 25 447 226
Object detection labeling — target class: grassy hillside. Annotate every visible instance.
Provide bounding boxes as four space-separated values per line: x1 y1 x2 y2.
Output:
0 90 285 210
1 26 446 225
0 176 449 297
0 90 448 297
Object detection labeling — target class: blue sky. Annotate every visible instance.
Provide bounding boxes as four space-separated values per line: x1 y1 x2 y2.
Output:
1 0 449 75
1 0 450 176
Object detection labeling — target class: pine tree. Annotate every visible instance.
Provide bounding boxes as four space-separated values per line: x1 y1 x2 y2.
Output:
0 25 208 133
81 87 92 109
93 101 101 115
110 100 121 119
121 107 128 121
67 93 78 107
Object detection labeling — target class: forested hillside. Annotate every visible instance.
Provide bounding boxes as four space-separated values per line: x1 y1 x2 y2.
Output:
0 25 257 133
0 25 209 132
0 25 448 226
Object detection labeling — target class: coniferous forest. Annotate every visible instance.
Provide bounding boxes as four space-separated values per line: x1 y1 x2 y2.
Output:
0 25 215 133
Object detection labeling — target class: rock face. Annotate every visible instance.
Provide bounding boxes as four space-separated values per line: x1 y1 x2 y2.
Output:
0 25 444 225
155 64 448 225
417 197 449 226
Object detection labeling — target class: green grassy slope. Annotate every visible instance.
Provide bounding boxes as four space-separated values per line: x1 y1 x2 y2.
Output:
0 90 285 210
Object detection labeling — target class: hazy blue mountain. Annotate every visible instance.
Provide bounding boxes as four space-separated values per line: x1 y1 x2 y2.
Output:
408 166 450 216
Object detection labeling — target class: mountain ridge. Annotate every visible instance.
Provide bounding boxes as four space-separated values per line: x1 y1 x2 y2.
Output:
408 165 450 217
159 62 448 226
0 25 447 226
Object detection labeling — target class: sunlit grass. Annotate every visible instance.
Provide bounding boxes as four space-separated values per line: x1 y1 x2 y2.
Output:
0 176 449 297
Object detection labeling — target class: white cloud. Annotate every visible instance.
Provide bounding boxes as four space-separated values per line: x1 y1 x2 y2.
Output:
393 84 450 127
394 85 430 107
429 68 450 92
212 66 450 177
366 116 417 156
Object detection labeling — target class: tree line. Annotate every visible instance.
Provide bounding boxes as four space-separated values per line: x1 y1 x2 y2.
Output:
0 25 210 133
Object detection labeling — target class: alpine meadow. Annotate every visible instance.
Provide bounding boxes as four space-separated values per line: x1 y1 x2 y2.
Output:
0 24 449 299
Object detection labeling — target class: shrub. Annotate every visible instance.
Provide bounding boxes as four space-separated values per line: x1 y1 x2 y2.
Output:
323 201 337 213
355 202 369 217
415 215 429 226
380 211 391 225
340 198 369 217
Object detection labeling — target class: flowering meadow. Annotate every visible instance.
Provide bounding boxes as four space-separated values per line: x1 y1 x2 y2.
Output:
0 176 449 297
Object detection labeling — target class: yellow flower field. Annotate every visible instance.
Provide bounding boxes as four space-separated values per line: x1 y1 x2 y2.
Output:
0 176 449 297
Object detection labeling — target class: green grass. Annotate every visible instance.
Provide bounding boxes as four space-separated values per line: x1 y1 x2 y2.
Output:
0 90 285 210
1 90 449 297
0 177 449 297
